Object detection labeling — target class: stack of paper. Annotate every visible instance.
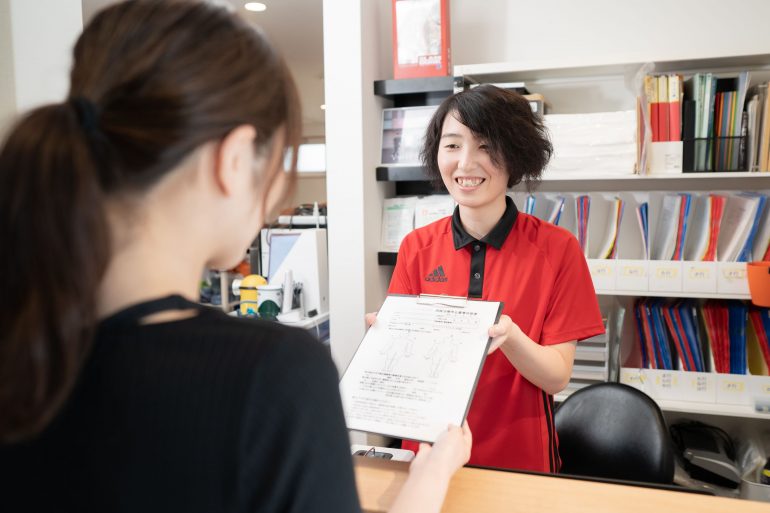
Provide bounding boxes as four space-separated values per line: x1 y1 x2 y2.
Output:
748 308 770 374
543 110 637 176
524 195 536 215
526 195 566 226
576 195 590 257
634 299 754 375
683 194 726 262
701 301 748 375
636 203 650 260
660 301 704 372
717 192 767 262
651 194 692 261
380 197 416 252
414 195 455 229
596 197 624 259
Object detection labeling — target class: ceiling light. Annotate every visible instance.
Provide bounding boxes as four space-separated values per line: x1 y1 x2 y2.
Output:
320 104 326 110
244 2 267 12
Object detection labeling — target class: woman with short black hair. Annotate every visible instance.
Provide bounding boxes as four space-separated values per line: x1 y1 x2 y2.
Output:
388 84 605 473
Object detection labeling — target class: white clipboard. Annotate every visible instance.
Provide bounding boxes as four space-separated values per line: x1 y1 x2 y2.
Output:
339 293 503 443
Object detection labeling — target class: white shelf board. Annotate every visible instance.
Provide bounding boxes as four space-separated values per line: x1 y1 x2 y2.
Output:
542 171 770 181
595 290 751 300
555 392 770 419
655 399 770 420
454 53 770 83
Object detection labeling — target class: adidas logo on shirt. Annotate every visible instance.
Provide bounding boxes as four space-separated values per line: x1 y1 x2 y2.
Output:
425 265 448 283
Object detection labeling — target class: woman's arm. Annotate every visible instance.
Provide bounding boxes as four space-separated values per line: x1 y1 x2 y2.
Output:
388 422 472 513
488 315 576 395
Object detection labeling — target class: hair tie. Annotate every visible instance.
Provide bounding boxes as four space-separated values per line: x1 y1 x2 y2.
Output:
69 96 101 136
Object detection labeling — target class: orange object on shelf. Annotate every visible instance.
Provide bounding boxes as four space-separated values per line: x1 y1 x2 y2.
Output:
748 261 770 307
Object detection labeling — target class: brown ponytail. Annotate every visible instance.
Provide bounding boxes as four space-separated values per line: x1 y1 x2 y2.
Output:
0 102 110 442
0 0 301 442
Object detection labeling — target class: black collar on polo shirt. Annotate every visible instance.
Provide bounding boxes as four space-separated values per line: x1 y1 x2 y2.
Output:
452 195 519 250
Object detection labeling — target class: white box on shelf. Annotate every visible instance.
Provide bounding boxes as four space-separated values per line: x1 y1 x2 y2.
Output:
683 261 718 294
647 141 683 174
649 261 683 292
716 374 770 407
621 368 717 403
587 259 617 291
716 262 749 295
620 367 654 395
647 369 692 402
680 371 718 404
616 259 649 291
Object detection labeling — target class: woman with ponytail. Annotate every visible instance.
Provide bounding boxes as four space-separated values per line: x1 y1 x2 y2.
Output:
0 2 470 512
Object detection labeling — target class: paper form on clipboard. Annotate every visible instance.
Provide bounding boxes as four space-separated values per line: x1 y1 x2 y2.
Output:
339 294 503 443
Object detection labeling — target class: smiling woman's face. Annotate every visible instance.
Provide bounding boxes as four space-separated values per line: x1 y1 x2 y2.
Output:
437 112 509 211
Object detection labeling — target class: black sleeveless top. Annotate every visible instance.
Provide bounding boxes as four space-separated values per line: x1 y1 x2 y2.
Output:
0 295 360 513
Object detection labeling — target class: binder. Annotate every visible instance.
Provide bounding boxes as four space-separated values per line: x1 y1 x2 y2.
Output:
668 74 682 141
682 100 697 172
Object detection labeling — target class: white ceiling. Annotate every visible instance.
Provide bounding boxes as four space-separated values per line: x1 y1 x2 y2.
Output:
81 0 325 139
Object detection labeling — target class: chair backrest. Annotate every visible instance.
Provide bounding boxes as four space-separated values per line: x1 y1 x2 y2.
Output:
554 382 675 484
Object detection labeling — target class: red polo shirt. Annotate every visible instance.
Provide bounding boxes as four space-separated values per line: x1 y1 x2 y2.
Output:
388 196 604 472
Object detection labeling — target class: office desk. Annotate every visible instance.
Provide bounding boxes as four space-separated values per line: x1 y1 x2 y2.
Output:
354 458 768 513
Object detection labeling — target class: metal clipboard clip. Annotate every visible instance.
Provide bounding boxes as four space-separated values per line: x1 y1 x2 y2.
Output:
416 293 468 309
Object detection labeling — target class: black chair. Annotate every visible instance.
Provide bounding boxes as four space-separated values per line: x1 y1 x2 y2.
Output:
554 382 675 484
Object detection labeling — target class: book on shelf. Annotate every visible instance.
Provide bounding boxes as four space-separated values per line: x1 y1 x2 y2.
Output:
414 195 455 229
748 308 770 374
380 106 437 166
682 194 726 262
632 298 765 376
391 0 451 80
668 74 683 142
514 190 770 264
380 197 416 253
717 192 765 262
657 75 670 142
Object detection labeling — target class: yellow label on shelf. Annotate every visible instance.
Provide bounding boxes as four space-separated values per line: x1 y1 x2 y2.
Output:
721 380 745 393
621 266 645 277
722 268 746 281
688 267 710 280
762 384 770 395
621 371 646 385
656 267 678 279
656 373 677 388
691 376 710 392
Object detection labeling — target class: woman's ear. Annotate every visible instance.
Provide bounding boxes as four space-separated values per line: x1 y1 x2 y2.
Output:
213 125 257 196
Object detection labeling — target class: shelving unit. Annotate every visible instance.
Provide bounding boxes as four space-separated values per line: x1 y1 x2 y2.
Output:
372 52 770 424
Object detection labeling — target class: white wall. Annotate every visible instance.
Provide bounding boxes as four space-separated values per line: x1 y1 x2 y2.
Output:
324 0 393 377
0 0 82 137
7 0 82 112
376 0 770 75
0 0 16 134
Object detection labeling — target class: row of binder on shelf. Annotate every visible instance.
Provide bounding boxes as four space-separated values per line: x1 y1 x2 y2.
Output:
640 71 761 173
628 299 770 376
513 190 770 263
